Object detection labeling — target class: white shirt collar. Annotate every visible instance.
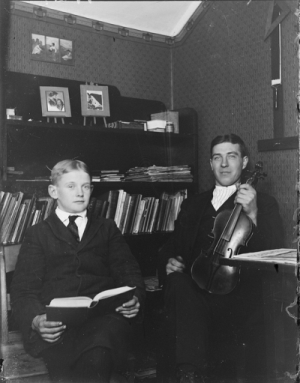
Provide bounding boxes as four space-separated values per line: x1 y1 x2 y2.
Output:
211 184 238 211
55 207 87 223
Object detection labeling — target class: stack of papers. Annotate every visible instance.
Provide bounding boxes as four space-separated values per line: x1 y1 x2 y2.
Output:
125 165 193 182
91 170 124 182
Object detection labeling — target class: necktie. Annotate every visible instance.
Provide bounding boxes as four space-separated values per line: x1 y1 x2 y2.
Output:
67 215 80 242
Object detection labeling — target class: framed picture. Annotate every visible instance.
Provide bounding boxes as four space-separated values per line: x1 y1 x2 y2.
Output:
60 38 74 65
40 87 71 117
31 33 74 65
31 33 46 60
80 85 110 117
45 36 60 63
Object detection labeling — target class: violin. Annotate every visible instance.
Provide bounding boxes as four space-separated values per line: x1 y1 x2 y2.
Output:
191 162 266 295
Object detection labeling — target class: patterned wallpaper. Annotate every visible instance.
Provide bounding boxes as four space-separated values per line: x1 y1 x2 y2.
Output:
172 1 298 247
5 2 299 246
6 14 171 103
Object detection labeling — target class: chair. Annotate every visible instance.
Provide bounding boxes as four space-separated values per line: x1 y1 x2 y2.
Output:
0 244 50 382
0 244 135 383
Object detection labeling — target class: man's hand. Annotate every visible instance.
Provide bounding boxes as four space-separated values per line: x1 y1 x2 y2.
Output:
166 256 185 275
235 184 258 225
116 295 140 318
32 314 66 343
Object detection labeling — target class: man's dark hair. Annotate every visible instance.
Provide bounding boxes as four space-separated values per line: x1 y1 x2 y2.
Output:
210 134 249 158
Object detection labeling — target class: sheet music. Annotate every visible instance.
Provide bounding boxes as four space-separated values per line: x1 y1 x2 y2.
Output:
233 248 297 266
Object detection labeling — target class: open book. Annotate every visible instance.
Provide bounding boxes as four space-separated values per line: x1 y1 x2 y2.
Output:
46 286 136 327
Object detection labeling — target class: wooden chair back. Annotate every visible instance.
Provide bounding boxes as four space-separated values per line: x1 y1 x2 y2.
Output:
0 244 21 345
0 244 50 382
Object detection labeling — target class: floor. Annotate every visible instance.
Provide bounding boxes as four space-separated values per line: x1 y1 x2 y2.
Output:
131 291 295 383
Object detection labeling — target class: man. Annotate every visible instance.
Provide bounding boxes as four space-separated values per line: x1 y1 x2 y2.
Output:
157 134 283 383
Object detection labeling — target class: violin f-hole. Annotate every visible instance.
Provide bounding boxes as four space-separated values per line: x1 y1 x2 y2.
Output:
227 248 233 258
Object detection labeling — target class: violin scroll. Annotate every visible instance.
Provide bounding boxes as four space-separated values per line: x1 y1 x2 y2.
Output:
244 161 267 188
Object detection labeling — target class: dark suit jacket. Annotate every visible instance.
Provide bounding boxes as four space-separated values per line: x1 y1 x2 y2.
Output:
11 213 146 357
157 189 284 285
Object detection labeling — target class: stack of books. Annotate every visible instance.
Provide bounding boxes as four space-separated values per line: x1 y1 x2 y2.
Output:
0 191 56 245
97 189 187 234
107 120 146 130
91 170 124 182
6 167 24 176
124 165 193 182
123 167 150 182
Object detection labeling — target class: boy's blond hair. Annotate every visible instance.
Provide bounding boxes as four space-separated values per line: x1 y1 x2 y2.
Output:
50 159 91 185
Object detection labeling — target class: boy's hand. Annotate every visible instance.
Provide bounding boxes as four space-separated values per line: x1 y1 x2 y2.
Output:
116 295 140 318
32 314 66 343
166 256 185 275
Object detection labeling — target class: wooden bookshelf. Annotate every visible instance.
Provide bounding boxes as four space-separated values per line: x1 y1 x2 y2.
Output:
0 73 199 276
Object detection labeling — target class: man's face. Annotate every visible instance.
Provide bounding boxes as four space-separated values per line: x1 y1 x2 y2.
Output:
48 170 92 214
210 142 248 186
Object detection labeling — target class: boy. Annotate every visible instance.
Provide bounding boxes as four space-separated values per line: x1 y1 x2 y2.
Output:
11 159 146 383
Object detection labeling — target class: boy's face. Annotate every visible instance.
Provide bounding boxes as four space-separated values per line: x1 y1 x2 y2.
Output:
210 142 248 186
48 170 92 214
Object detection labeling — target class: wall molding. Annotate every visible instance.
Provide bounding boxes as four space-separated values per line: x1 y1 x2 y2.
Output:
11 1 210 48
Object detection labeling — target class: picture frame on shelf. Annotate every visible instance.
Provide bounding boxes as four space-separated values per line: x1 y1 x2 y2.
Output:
31 33 74 65
40 86 71 117
80 85 110 117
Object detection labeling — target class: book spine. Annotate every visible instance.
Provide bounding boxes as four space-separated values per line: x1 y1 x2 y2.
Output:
119 195 132 234
105 190 113 218
106 190 119 219
44 199 56 219
0 193 13 230
100 201 109 218
17 195 37 242
15 200 31 243
144 197 155 233
88 197 97 216
123 195 137 234
0 195 17 243
155 194 168 232
9 203 26 244
114 190 126 227
128 194 142 234
148 199 159 233
132 200 146 234
93 199 104 218
138 198 150 233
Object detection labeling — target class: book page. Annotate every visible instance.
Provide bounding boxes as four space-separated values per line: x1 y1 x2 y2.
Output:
49 296 92 307
93 286 135 302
